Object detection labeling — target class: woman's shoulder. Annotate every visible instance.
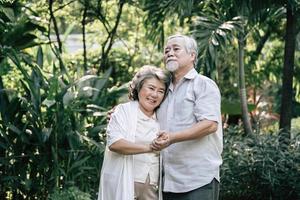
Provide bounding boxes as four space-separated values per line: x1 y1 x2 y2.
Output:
117 100 138 108
114 101 138 113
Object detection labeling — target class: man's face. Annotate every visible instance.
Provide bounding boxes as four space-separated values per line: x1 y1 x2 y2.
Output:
163 37 195 72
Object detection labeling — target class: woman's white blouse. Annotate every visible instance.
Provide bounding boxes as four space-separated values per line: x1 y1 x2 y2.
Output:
133 108 159 185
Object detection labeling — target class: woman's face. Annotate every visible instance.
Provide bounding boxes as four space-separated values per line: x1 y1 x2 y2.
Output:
138 77 166 116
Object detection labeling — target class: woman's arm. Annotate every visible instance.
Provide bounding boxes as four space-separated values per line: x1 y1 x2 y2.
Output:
109 139 152 155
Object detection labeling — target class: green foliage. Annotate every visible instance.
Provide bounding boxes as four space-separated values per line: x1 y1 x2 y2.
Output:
193 15 243 77
141 0 191 49
1 1 144 198
0 1 46 50
0 39 125 199
222 99 255 115
49 186 91 200
0 67 106 198
221 128 300 199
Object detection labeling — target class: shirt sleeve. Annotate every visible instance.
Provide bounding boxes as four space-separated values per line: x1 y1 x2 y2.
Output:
106 105 128 147
194 78 221 123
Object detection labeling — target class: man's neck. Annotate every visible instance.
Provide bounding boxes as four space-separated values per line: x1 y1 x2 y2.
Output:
172 65 193 85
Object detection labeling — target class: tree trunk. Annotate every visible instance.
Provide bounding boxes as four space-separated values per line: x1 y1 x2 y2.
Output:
49 0 62 53
238 31 253 135
0 76 9 123
0 75 8 199
98 0 125 74
82 6 88 73
279 4 297 143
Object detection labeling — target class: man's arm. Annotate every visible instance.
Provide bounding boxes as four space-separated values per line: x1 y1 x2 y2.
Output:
152 119 218 150
169 119 217 143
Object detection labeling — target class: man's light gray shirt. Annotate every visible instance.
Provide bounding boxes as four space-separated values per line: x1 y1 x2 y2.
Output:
157 68 223 193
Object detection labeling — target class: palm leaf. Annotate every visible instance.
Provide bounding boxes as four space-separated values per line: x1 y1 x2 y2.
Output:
192 15 243 75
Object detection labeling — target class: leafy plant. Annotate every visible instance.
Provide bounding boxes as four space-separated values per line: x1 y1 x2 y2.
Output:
49 186 91 200
0 43 127 199
221 127 300 199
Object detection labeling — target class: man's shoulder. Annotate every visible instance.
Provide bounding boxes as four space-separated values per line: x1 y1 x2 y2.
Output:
195 73 215 82
193 74 219 89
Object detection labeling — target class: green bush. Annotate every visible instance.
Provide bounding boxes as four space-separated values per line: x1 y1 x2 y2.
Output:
220 127 300 200
49 186 91 200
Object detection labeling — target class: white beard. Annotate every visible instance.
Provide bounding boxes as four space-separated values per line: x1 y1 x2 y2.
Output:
166 61 179 72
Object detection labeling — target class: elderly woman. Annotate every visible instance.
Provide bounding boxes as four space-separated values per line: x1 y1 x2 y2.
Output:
98 65 170 200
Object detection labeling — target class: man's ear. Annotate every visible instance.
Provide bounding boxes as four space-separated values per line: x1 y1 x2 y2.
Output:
190 52 196 62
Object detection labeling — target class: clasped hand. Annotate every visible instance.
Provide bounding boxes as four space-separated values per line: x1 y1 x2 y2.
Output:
150 131 171 151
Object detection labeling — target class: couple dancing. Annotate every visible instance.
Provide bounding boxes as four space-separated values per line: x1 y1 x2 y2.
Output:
98 34 223 200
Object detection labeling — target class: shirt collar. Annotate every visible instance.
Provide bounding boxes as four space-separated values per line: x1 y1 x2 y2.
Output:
168 68 197 91
184 68 198 80
138 107 157 121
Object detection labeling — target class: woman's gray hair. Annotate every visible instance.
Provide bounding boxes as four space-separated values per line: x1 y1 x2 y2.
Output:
129 65 170 101
166 34 198 67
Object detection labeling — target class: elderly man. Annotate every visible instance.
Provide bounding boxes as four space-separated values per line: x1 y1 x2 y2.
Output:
153 34 223 200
